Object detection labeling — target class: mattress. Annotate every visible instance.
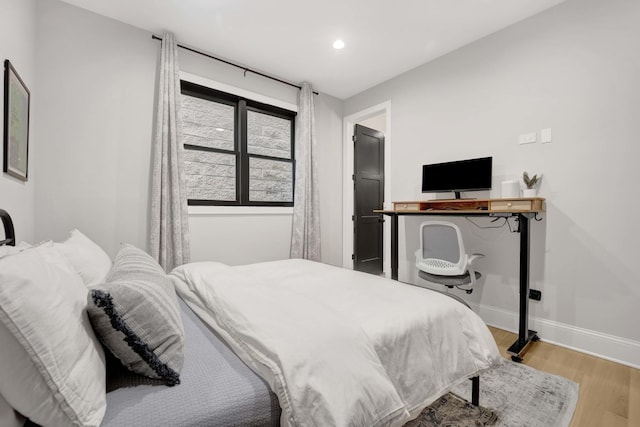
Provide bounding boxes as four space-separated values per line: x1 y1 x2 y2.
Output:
100 299 281 427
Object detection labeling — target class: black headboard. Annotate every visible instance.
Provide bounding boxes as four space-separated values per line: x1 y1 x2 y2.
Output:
0 209 15 246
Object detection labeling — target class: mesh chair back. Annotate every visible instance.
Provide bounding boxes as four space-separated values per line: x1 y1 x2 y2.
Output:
418 221 466 275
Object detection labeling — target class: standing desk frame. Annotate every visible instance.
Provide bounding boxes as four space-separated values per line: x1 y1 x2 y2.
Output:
378 199 543 362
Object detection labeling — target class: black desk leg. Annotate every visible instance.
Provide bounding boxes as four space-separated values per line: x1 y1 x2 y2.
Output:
507 213 538 362
391 214 399 280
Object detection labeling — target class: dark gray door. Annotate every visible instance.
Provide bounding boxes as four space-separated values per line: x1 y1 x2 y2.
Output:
353 124 384 275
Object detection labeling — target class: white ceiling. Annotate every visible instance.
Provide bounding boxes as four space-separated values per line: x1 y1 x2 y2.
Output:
58 0 566 99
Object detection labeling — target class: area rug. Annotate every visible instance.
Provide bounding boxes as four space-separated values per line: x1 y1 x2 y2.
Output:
406 360 579 427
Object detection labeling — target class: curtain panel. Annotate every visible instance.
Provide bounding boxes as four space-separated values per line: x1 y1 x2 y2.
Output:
149 33 191 271
290 83 321 261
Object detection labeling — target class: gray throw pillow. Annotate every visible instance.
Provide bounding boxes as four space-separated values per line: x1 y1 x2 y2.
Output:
87 244 185 386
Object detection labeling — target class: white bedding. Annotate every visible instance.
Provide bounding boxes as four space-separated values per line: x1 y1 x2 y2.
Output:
170 259 501 427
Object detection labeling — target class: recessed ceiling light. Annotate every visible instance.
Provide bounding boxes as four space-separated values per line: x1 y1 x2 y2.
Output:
215 128 225 132
333 39 345 50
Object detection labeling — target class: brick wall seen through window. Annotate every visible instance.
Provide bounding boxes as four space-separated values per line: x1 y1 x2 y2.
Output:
181 81 296 206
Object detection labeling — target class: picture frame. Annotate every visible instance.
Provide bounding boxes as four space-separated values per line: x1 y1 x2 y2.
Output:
3 59 31 181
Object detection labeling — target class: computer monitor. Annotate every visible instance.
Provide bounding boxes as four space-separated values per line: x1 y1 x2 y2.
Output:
421 156 493 199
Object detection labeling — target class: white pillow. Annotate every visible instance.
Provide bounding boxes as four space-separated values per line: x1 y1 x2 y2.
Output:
0 241 32 259
87 244 185 386
54 229 112 286
0 244 107 427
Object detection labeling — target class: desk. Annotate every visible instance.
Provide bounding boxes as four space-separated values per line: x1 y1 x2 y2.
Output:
376 197 545 362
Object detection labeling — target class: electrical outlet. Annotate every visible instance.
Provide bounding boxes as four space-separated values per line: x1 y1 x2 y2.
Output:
529 289 542 301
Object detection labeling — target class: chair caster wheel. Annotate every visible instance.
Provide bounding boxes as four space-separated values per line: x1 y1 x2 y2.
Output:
511 355 523 363
465 290 473 294
532 335 540 342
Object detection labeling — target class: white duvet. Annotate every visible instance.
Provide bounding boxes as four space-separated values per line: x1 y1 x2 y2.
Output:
170 259 501 427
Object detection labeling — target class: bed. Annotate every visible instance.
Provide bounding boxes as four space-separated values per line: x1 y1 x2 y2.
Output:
0 209 501 427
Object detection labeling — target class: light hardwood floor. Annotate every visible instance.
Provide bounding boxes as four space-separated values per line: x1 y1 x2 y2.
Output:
488 327 640 427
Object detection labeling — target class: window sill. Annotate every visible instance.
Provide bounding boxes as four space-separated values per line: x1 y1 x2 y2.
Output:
188 206 294 216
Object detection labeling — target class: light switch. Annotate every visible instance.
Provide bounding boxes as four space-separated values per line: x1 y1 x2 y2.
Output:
541 128 552 143
519 132 537 145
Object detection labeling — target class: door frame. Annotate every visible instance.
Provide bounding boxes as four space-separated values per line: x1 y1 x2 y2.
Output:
342 101 392 276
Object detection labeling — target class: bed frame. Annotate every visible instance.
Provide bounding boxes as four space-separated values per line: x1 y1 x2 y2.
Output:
0 209 15 247
0 208 481 415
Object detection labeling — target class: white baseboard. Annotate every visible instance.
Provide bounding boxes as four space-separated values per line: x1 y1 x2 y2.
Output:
469 302 640 369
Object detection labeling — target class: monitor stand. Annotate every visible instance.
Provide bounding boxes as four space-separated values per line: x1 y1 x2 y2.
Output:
429 192 477 201
448 191 475 200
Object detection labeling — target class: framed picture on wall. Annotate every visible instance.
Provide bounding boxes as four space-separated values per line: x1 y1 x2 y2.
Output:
3 59 31 181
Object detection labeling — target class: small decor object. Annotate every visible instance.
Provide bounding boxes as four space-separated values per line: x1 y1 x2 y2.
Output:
501 180 520 198
522 171 541 197
3 60 30 181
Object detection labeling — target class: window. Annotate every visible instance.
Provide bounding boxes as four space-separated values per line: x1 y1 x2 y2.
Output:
181 80 296 206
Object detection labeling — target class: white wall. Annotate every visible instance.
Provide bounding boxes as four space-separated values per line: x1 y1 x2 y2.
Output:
0 0 37 242
33 0 345 266
344 0 640 366
34 0 157 255
315 93 344 267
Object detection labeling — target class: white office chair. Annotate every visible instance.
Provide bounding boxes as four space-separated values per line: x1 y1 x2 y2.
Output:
415 221 484 294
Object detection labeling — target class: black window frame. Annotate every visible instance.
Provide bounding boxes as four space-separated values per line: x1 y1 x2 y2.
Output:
181 80 296 207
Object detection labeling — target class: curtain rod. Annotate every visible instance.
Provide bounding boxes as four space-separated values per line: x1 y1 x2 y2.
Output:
152 35 318 95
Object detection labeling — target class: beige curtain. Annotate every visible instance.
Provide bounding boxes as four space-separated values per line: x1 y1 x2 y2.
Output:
290 83 321 261
149 33 190 271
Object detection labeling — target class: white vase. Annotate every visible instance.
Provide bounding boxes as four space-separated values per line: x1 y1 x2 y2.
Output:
522 188 537 198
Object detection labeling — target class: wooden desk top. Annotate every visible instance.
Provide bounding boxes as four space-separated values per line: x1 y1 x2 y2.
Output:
375 197 545 215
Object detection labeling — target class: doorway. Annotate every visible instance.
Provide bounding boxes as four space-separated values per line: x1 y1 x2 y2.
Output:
353 124 384 274
342 102 391 275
